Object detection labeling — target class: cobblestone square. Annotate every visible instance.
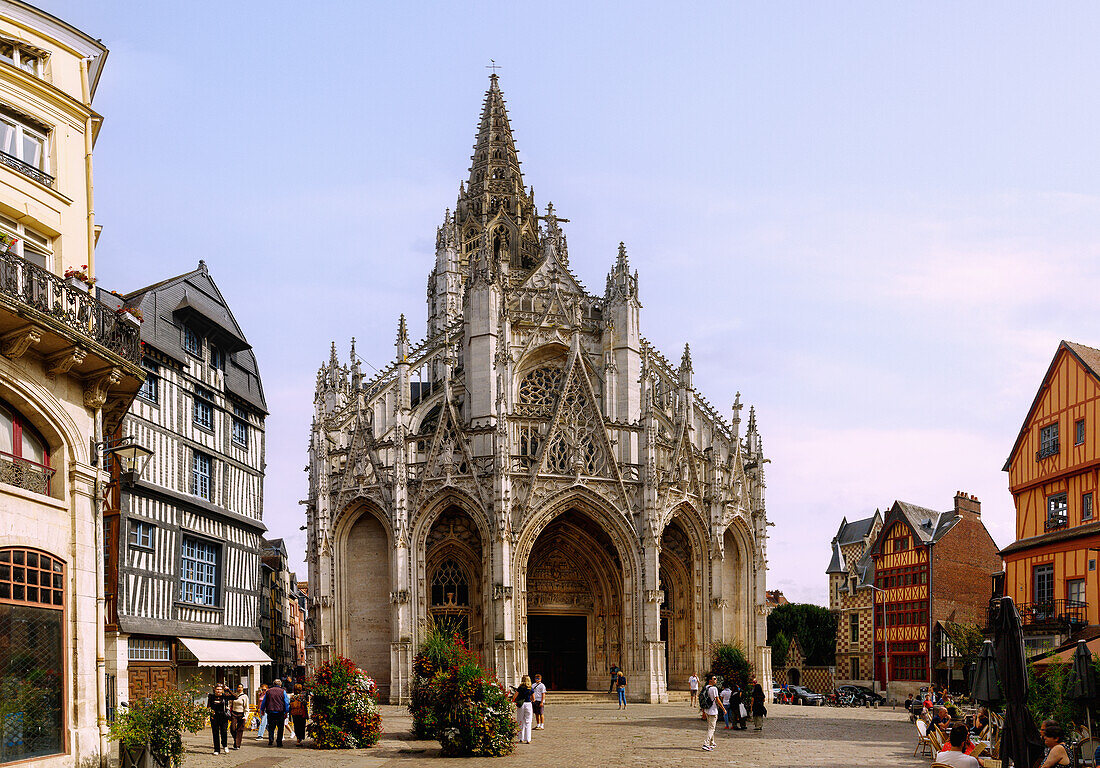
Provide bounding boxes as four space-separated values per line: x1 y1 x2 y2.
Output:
176 701 926 768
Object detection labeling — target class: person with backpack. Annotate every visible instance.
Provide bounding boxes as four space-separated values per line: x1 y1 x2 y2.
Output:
700 674 725 751
261 678 289 747
289 683 309 745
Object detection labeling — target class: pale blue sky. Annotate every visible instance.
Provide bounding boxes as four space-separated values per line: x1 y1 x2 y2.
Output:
37 1 1100 603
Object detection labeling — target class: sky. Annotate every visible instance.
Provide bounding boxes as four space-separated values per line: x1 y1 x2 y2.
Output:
34 1 1100 604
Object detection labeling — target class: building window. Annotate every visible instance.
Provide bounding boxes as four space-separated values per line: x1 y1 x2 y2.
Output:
193 388 213 430
0 108 50 187
1033 563 1054 605
210 345 225 371
849 613 859 643
893 535 909 552
128 521 154 550
191 452 212 500
850 657 859 680
232 406 249 448
1077 419 1086 446
0 213 51 269
429 559 471 641
1038 422 1059 460
127 639 170 661
179 537 218 606
0 399 52 496
1068 578 1086 607
1046 493 1068 531
0 547 64 762
0 41 44 77
892 654 926 681
137 362 159 403
181 325 201 356
1084 493 1094 522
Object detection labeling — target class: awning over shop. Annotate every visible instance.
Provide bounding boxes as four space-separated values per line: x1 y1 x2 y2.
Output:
1032 636 1100 668
179 637 272 667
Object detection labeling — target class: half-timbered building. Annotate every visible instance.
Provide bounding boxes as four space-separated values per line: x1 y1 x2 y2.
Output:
102 263 271 707
826 511 882 688
305 75 772 704
870 493 1000 699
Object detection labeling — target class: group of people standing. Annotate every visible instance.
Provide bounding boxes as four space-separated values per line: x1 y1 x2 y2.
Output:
691 673 767 752
206 678 310 754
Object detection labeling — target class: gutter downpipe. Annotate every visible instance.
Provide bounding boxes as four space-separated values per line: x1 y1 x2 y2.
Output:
81 57 108 768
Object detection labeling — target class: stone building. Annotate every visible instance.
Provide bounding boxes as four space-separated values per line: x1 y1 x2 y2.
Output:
826 511 882 688
305 75 771 704
869 493 1001 700
0 4 145 765
102 263 271 707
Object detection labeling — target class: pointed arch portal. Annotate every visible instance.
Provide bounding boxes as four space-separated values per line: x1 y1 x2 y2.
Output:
524 508 624 691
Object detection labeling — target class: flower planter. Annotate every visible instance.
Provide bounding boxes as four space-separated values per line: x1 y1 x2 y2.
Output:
67 276 90 292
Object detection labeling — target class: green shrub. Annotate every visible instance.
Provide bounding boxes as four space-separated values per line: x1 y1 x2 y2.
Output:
709 642 753 690
107 686 206 767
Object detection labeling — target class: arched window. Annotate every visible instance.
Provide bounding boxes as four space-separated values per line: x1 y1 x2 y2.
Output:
0 400 52 496
0 547 65 762
429 559 471 640
516 365 563 418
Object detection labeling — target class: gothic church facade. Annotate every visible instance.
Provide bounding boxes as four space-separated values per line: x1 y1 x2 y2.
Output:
305 76 771 703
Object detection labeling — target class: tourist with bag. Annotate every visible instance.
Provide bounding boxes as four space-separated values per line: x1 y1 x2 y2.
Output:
229 683 249 750
261 678 289 747
254 684 268 740
289 683 309 745
751 679 767 731
699 674 725 751
511 675 534 744
207 683 231 755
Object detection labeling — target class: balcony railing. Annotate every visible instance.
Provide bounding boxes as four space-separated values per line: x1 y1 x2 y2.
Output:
1037 441 1060 460
0 150 54 188
1018 599 1089 630
0 251 141 365
0 450 53 495
1045 513 1069 532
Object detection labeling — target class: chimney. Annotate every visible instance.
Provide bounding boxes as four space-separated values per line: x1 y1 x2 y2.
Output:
954 491 981 518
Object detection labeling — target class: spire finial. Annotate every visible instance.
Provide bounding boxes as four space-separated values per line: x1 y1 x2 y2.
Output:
349 336 357 361
681 343 692 372
617 241 629 270
732 392 743 437
329 341 338 368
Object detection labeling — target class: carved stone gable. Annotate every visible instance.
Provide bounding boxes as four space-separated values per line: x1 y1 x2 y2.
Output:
527 547 595 608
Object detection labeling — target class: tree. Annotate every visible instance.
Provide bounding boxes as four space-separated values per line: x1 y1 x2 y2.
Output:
942 621 986 685
771 630 790 669
709 643 753 689
766 603 838 666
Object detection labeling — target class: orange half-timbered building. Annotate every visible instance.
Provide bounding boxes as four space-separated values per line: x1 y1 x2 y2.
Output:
1001 340 1100 657
870 493 1001 700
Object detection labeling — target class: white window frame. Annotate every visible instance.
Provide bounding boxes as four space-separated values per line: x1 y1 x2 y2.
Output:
0 40 44 78
0 212 52 269
0 112 47 173
193 388 213 430
128 639 170 661
180 536 218 606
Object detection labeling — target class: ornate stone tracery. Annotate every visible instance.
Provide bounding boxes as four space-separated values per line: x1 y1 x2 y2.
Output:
306 74 771 705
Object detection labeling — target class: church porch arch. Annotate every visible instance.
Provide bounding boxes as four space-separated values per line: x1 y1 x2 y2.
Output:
659 512 705 689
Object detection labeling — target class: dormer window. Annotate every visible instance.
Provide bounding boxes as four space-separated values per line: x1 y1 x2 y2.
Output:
0 41 43 77
182 325 201 356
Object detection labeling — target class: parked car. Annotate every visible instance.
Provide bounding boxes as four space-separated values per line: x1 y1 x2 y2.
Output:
839 684 885 705
788 685 825 706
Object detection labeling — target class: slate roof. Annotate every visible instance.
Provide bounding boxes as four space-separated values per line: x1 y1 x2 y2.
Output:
894 501 954 544
826 514 879 575
104 262 267 413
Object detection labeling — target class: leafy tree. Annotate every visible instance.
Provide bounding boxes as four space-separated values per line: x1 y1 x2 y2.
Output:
771 631 790 669
766 603 837 666
1027 661 1083 729
943 622 986 684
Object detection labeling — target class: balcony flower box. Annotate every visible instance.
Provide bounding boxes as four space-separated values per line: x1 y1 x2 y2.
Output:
0 232 17 255
117 305 144 324
64 265 96 292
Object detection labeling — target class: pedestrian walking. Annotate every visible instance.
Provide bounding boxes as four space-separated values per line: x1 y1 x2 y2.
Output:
720 682 733 729
511 675 534 744
700 674 725 751
229 683 249 750
751 679 767 731
689 672 699 707
531 674 547 730
616 670 627 709
254 684 268 740
261 678 289 747
207 683 231 755
289 684 309 745
608 663 620 694
730 684 748 730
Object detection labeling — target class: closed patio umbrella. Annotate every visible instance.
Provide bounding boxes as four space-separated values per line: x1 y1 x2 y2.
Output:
991 596 1044 768
1070 640 1097 739
972 639 1001 705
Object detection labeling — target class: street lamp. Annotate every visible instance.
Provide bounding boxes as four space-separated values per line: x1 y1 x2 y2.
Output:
92 434 153 486
868 583 889 704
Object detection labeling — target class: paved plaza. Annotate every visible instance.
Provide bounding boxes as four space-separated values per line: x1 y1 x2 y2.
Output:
173 701 926 768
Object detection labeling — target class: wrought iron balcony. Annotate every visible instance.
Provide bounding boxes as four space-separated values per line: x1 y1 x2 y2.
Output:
1045 513 1069 532
1037 441 1060 460
0 150 54 188
0 250 141 365
0 450 53 495
1017 599 1089 630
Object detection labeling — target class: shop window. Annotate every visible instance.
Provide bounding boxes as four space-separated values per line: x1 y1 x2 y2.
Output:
0 547 64 763
0 399 52 496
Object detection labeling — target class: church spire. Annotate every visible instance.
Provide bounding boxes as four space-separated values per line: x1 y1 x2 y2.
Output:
466 74 524 193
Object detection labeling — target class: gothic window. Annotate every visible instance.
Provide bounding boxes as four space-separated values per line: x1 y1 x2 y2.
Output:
543 369 607 476
429 558 471 641
416 405 441 454
517 365 563 417
491 168 505 179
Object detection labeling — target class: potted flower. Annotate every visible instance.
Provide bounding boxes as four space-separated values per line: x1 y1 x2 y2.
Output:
109 685 206 768
117 305 144 323
64 265 96 291
0 232 18 256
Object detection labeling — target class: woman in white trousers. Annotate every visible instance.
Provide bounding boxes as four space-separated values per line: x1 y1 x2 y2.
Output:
512 675 534 743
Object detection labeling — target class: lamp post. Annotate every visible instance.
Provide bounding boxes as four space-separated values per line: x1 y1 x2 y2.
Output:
868 583 889 704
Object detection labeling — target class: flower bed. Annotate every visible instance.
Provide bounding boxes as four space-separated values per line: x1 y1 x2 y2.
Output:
307 656 382 749
410 624 516 756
